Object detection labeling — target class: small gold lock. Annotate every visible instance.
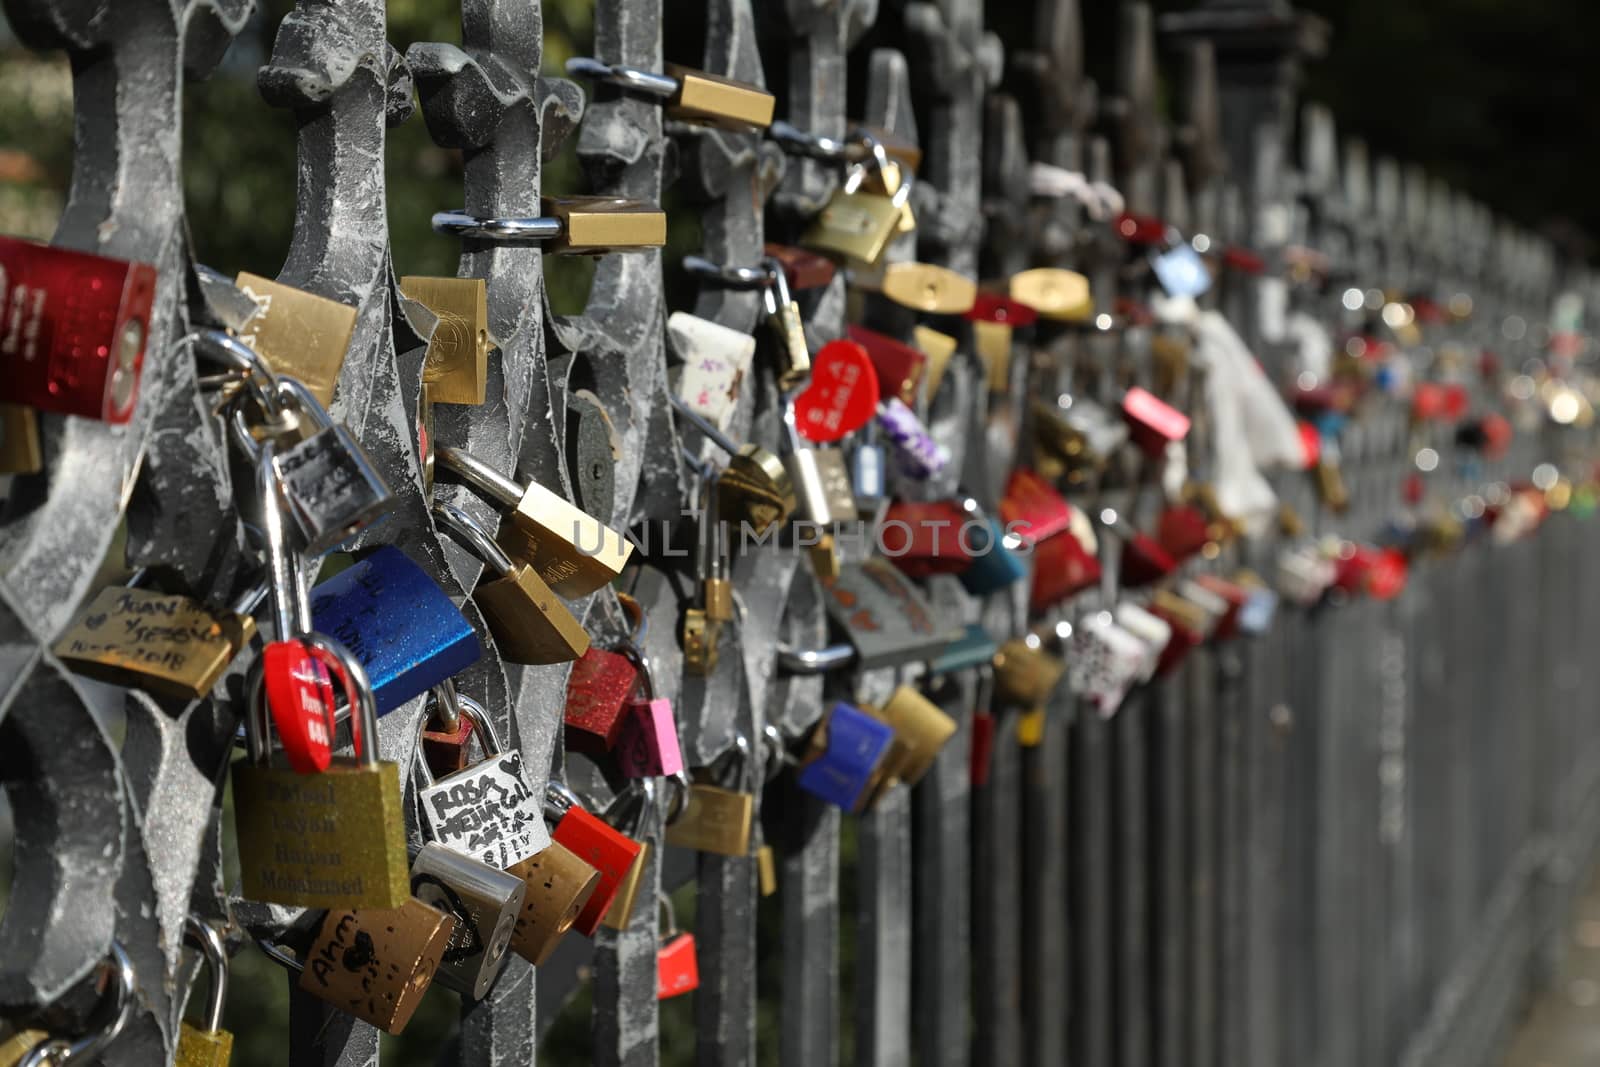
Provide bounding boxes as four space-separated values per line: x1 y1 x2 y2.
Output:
508 841 601 963
473 562 591 664
802 189 906 268
717 447 796 536
665 783 754 857
683 608 721 676
1008 268 1094 323
1150 333 1191 398
542 196 666 254
1151 588 1210 638
1016 707 1048 747
1313 459 1350 513
874 685 957 787
53 586 256 702
992 637 1067 708
663 63 776 129
234 272 358 407
771 299 812 391
913 326 959 400
1278 502 1307 539
0 1029 49 1067
297 899 456 1034
399 275 491 406
974 320 1012 393
703 576 735 624
808 534 842 580
0 403 41 474
601 840 651 931
757 845 778 897
175 917 234 1067
876 262 978 316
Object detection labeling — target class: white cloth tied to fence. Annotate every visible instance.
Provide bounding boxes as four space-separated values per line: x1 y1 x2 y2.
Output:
1028 163 1126 221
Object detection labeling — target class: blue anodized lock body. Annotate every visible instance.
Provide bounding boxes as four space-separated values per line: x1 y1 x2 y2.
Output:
310 545 480 714
796 702 896 811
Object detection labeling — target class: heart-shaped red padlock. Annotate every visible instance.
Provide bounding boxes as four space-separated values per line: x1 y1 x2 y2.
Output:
263 638 341 773
793 339 880 443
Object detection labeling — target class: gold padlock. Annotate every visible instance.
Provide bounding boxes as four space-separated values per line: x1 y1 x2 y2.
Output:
873 262 978 316
1016 707 1048 748
808 533 842 580
683 607 721 676
295 899 456 1034
757 844 778 897
175 918 233 1067
770 294 813 391
992 637 1067 708
0 1029 48 1067
802 188 906 268
543 196 667 254
718 446 796 536
703 577 735 624
399 275 491 406
1313 459 1350 513
601 840 651 931
0 403 41 474
974 320 1012 393
1278 501 1308 539
873 685 957 787
666 747 755 857
1150 333 1191 398
662 63 776 129
234 272 358 406
53 585 257 701
913 326 959 401
507 841 601 964
1009 268 1094 323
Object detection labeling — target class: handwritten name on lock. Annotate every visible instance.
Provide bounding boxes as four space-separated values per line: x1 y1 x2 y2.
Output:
304 908 445 1024
56 587 239 677
252 777 378 899
422 752 543 869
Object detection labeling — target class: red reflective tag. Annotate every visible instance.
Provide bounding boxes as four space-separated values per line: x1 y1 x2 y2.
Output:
262 639 337 773
793 339 880 443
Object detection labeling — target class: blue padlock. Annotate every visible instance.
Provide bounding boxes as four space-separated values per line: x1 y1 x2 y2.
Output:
957 515 1027 596
310 545 481 715
796 702 896 811
1238 586 1279 636
1150 242 1212 299
930 623 999 676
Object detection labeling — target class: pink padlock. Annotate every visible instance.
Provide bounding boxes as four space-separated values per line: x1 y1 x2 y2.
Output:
618 697 684 777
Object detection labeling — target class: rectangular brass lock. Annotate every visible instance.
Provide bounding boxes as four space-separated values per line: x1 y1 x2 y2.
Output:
663 63 775 129
665 783 753 856
234 272 358 406
802 189 904 268
508 841 601 964
53 586 255 701
494 480 634 599
974 320 1012 393
298 899 455 1034
399 275 490 406
0 403 41 474
874 685 957 787
992 637 1067 708
542 196 666 254
913 326 958 400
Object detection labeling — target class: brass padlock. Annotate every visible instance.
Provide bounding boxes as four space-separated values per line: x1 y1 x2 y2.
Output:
542 196 667 254
661 63 775 128
1008 268 1093 323
803 191 906 267
0 942 134 1067
666 741 755 857
399 276 491 406
234 272 358 407
873 685 957 787
876 262 978 316
599 783 658 931
436 445 634 598
232 634 411 910
809 533 842 580
757 844 779 897
813 448 859 523
1016 707 1048 748
1150 333 1191 398
508 841 601 964
434 502 590 664
293 899 456 1034
913 326 958 400
175 918 233 1067
671 394 795 536
683 607 721 676
0 403 41 474
992 636 1067 708
1313 458 1350 513
53 583 259 702
0 1029 48 1067
973 320 1012 393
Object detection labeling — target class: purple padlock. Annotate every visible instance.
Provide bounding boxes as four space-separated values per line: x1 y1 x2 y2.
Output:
875 397 949 479
617 697 684 777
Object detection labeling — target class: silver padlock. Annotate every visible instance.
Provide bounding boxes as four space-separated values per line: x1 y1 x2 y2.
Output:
782 397 832 527
272 376 396 554
852 422 886 502
414 688 551 870
409 841 527 1000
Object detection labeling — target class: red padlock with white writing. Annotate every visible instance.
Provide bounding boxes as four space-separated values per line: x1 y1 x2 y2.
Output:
0 236 157 423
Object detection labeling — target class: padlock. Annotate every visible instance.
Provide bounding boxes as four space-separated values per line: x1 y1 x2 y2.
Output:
506 841 601 964
235 271 357 407
682 607 722 677
813 448 860 523
1193 574 1250 642
175 918 233 1067
434 502 590 664
793 337 880 444
762 258 813 390
290 899 456 1033
232 633 411 909
852 423 887 502
912 326 958 400
1150 241 1213 299
269 376 396 555
882 500 972 577
1277 543 1336 606
873 261 978 316
956 498 1027 596
795 701 897 811
565 646 640 754
420 681 477 777
0 236 157 423
668 395 795 536
599 781 657 930
540 196 667 254
669 311 755 435
783 399 833 527
871 685 957 788
1175 580 1230 636
965 293 1035 393
546 782 646 936
848 324 925 406
1008 267 1093 323
665 740 756 857
566 57 775 130
970 707 996 787
999 469 1100 611
414 691 550 868
929 622 999 676
0 403 42 473
763 243 837 292
819 558 961 670
53 581 260 702
656 893 701 1000
399 276 491 406
1313 456 1351 513
436 445 635 598
310 544 481 716
409 841 527 1000
1016 707 1048 748
1068 612 1151 717
1233 571 1279 635
1028 530 1103 614
1032 395 1128 472
992 636 1066 708
1150 333 1192 398
618 690 684 778
1103 510 1178 589
0 941 136 1067
1121 386 1192 457
1157 501 1212 562
802 174 912 267
1114 602 1172 683
875 397 949 479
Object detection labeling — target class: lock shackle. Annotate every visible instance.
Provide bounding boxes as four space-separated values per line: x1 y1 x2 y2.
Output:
564 56 679 99
602 776 657 837
761 723 796 779
433 501 516 579
435 446 524 511
247 632 378 768
545 779 584 821
705 733 754 793
19 940 136 1067
776 641 856 675
657 890 679 939
254 936 304 976
767 120 853 163
273 375 335 435
183 329 291 427
680 255 769 290
413 689 504 786
182 917 228 1034
662 771 691 825
430 677 463 734
257 437 309 640
431 211 566 243
669 393 742 457
841 129 915 209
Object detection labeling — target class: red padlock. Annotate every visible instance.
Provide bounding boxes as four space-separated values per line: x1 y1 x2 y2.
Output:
420 684 477 777
998 468 1075 544
847 324 925 406
1221 245 1265 275
1121 387 1191 457
1119 531 1178 588
548 790 645 937
565 647 640 755
657 928 700 1000
261 638 340 774
1156 504 1211 563
964 292 1039 328
0 236 157 423
1027 527 1102 614
1114 212 1168 246
969 710 995 789
763 244 836 292
1193 575 1250 641
882 501 974 577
